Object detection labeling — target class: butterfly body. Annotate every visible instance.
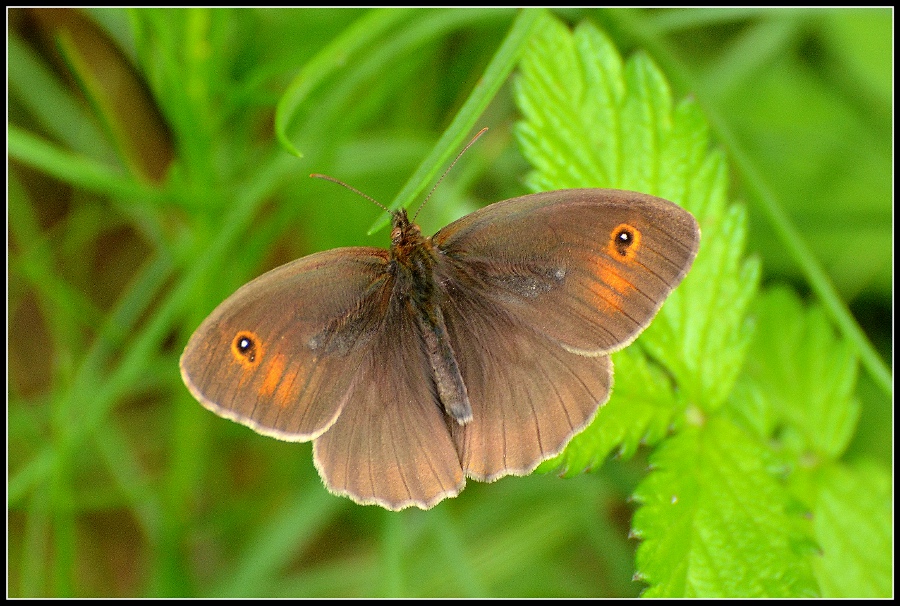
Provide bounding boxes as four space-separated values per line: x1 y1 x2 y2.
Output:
181 188 699 510
388 209 473 424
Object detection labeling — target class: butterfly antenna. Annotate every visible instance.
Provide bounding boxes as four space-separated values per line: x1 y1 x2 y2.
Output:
310 173 393 215
412 127 489 222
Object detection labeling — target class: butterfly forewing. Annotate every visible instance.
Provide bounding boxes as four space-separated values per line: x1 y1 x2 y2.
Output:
433 189 700 355
180 248 391 441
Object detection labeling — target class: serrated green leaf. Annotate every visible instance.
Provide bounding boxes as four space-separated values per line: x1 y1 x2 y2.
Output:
658 99 711 208
619 52 672 192
644 202 760 411
737 287 860 459
811 461 892 597
516 19 619 190
632 417 818 597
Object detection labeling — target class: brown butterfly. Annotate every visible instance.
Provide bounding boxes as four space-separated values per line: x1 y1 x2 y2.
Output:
181 161 699 511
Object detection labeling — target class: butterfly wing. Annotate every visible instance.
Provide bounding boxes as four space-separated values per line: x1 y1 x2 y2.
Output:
312 288 465 511
433 189 700 355
180 248 392 441
431 188 698 479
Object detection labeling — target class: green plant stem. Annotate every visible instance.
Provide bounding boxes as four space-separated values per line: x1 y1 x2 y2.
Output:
369 7 546 234
275 8 416 157
302 8 513 162
715 131 891 396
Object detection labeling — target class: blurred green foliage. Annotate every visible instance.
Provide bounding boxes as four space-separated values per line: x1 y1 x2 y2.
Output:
8 8 891 597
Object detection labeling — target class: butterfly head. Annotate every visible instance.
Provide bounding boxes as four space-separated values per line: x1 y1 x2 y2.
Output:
389 209 426 257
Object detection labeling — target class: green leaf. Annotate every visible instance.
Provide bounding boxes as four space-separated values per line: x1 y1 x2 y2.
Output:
644 201 759 412
8 126 161 202
728 288 888 596
516 19 626 190
513 17 863 597
811 461 892 597
737 287 860 460
7 32 112 160
632 417 818 597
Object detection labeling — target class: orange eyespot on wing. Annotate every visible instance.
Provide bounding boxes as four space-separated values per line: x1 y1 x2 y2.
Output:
231 331 263 368
608 223 641 260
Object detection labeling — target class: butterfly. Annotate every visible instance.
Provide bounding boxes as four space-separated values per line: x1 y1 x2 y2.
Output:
181 144 699 511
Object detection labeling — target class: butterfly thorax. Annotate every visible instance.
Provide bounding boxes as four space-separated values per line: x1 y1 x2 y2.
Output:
388 209 438 306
